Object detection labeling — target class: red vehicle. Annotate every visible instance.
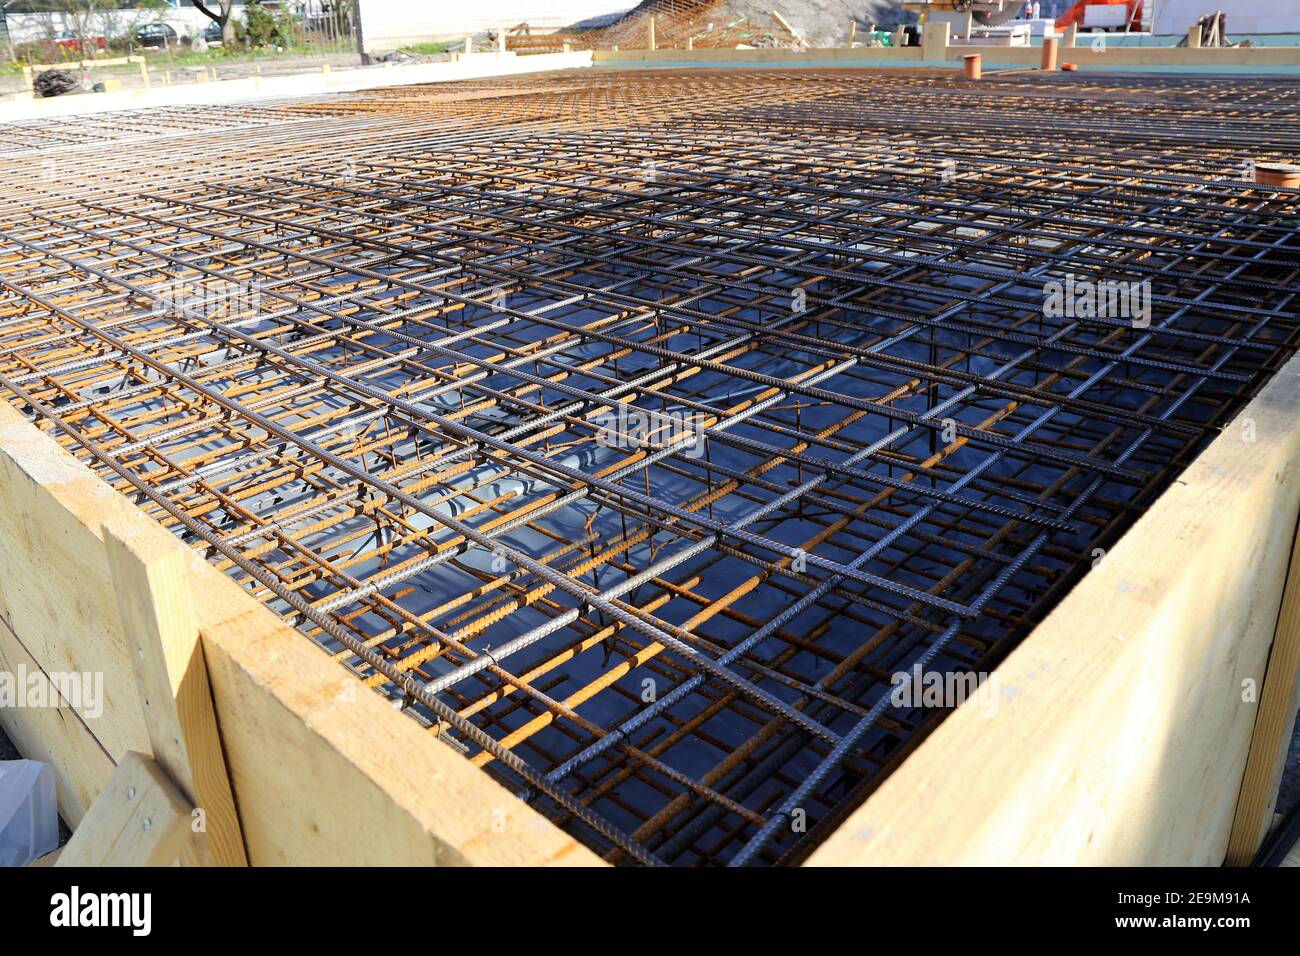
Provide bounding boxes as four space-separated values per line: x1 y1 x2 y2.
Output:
1054 0 1143 31
53 31 108 53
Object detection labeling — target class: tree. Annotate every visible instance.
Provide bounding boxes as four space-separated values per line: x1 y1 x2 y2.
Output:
191 0 236 45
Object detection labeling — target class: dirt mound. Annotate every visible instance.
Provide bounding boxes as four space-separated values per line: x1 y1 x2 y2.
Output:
717 0 911 46
506 0 909 52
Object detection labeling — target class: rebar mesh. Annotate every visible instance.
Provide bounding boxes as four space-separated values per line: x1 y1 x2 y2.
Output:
1 68 1297 865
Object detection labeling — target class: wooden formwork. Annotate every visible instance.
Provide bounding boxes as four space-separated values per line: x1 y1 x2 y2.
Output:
593 33 1300 70
812 351 1300 866
2 345 1297 866
0 397 598 866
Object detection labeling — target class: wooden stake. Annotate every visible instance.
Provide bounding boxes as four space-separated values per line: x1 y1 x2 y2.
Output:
1226 517 1300 864
104 517 248 866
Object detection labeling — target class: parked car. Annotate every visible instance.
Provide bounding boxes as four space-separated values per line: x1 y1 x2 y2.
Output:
203 21 223 46
52 31 107 53
135 23 178 49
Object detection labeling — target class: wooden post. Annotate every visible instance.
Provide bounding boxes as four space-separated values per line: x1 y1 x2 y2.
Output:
686 35 693 50
136 56 150 89
497 25 506 54
1187 24 1202 48
848 20 857 46
56 753 191 867
104 517 248 866
648 16 656 51
464 35 473 55
894 26 907 48
1064 22 1077 47
921 21 949 60
772 10 798 40
1225 518 1300 864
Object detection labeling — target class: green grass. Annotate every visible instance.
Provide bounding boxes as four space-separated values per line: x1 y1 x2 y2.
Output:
4 43 352 75
150 43 344 67
397 41 455 55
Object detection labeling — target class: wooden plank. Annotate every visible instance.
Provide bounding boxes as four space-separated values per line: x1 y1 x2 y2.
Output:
808 351 1300 866
0 411 148 762
56 752 191 867
103 517 248 867
1225 518 1300 864
772 11 799 39
589 45 1300 67
0 400 601 866
0 610 114 826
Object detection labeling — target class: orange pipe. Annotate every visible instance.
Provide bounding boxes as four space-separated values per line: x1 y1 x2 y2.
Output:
963 54 982 81
1041 37 1059 71
1255 162 1300 189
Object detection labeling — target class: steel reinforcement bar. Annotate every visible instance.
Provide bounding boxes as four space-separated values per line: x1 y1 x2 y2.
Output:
0 68 1297 865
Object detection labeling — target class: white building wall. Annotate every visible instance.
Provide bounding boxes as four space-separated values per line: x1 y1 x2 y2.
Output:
357 0 636 50
1151 0 1300 34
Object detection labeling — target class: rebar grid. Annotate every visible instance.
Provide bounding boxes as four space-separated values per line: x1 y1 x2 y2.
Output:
1 68 1297 866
